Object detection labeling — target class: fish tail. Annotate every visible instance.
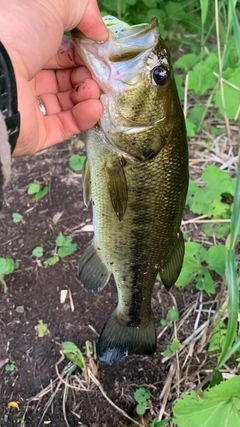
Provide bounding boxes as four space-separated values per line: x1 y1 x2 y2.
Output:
96 311 156 364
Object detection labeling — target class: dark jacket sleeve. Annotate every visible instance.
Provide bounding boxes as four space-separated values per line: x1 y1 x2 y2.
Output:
0 111 11 210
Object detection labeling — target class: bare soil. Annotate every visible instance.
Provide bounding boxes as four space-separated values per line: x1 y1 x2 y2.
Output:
0 133 237 427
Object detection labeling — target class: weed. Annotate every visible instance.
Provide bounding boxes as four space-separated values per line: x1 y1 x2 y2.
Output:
161 338 183 358
133 387 151 415
28 181 49 201
0 257 19 293
69 154 86 171
34 320 50 338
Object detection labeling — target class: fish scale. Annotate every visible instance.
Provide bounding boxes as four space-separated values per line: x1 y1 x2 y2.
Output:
72 16 188 364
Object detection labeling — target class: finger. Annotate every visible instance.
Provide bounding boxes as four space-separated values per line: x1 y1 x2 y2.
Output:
75 0 108 42
38 79 100 114
42 99 103 149
35 67 92 95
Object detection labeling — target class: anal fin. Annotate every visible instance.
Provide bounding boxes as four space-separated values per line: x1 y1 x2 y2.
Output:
160 230 185 291
78 242 110 292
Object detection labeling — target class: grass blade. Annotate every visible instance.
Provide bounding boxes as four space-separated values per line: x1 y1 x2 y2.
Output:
229 165 240 250
217 249 239 368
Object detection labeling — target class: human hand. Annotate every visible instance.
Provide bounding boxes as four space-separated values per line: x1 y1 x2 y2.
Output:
0 0 108 156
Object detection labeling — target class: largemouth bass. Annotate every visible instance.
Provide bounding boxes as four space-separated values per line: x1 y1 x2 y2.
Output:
72 16 188 364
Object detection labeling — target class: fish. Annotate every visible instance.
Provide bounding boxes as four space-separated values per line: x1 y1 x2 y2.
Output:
72 16 189 364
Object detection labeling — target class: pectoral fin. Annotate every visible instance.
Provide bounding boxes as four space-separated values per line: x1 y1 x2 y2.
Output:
78 241 110 292
160 231 185 291
82 157 91 207
105 157 128 221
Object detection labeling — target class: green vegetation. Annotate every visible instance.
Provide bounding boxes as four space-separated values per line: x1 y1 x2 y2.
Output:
134 387 151 415
28 181 49 201
69 153 86 171
34 320 50 338
0 257 19 292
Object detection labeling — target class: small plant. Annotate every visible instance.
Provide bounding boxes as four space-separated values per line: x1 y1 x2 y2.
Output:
56 235 77 258
34 320 50 338
0 257 19 293
176 242 227 293
28 181 49 201
161 308 179 327
186 165 236 238
134 387 151 415
32 246 44 258
69 154 86 171
5 362 16 372
12 213 23 224
161 338 183 358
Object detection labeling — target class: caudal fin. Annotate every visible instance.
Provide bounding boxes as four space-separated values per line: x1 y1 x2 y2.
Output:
96 311 156 364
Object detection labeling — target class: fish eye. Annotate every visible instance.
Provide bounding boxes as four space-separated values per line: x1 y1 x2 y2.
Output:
152 66 168 86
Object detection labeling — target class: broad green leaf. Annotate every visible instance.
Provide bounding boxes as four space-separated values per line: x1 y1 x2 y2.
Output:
173 376 240 427
134 387 151 404
202 222 230 239
31 186 49 201
32 246 43 258
142 0 157 7
214 68 240 120
185 119 196 137
175 53 198 69
56 234 66 247
58 242 77 258
206 245 226 275
69 154 86 171
0 258 15 275
195 268 215 294
12 213 22 223
28 182 41 194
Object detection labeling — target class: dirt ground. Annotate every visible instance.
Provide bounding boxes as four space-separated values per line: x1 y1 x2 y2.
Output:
0 133 238 427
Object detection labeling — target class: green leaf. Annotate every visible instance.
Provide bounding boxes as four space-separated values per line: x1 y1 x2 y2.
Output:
28 182 41 195
175 53 198 69
56 235 77 257
134 387 151 404
185 119 196 137
217 249 239 369
162 338 183 357
32 246 43 258
5 362 16 372
56 234 66 247
214 68 240 120
0 258 15 275
166 309 179 322
34 320 50 337
173 377 240 427
206 245 226 276
31 186 49 201
43 256 60 267
69 154 86 171
62 341 86 370
12 213 22 223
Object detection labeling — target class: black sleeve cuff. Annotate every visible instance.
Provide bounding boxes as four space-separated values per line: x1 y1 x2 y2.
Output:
0 41 20 153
